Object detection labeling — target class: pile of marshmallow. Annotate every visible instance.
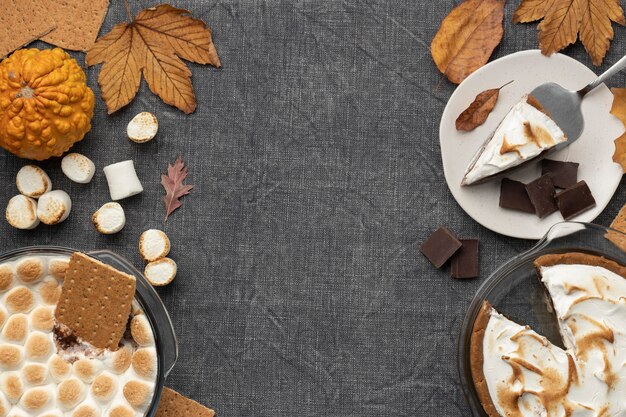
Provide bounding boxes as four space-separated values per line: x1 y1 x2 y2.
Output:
139 229 177 286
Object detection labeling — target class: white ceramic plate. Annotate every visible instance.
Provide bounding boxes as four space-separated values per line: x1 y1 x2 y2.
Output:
440 50 623 240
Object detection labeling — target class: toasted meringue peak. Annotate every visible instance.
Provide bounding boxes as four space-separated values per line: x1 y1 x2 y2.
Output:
37 191 72 225
127 112 158 143
92 203 125 235
61 153 96 184
1 372 23 403
57 378 85 409
48 258 68 280
15 257 44 284
30 306 54 332
0 344 23 369
6 195 39 230
38 278 61 305
2 314 28 343
20 387 50 410
0 264 13 292
48 355 71 382
130 348 156 379
130 315 154 347
16 165 51 199
144 258 177 287
22 363 48 385
5 286 34 313
139 229 170 262
24 332 52 361
91 373 116 402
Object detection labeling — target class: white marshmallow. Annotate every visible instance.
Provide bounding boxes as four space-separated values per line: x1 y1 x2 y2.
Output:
139 229 170 262
144 258 177 286
16 165 51 199
61 153 96 184
37 191 71 225
127 112 158 143
6 195 39 230
92 203 126 234
103 161 143 201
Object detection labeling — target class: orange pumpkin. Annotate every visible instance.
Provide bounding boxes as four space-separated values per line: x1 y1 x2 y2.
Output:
0 48 95 160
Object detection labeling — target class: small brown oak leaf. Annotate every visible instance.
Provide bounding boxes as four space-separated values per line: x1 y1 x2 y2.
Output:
431 0 505 84
514 0 625 66
456 81 513 131
161 157 193 222
610 88 626 172
86 4 221 114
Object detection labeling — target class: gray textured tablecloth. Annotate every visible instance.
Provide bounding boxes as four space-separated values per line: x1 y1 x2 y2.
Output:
2 1 626 416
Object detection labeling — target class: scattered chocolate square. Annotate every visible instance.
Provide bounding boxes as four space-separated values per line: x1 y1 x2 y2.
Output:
541 159 579 189
420 227 462 268
555 181 596 220
525 174 558 218
499 178 535 214
451 239 479 279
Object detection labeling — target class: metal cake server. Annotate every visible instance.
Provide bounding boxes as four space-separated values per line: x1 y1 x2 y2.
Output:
530 53 626 149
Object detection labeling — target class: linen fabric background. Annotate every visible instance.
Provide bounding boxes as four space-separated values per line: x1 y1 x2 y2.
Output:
1 1 625 416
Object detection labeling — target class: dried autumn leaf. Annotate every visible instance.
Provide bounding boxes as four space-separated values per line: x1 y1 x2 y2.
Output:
514 0 625 66
456 81 513 131
86 4 221 114
161 157 193 221
610 88 626 171
431 0 505 84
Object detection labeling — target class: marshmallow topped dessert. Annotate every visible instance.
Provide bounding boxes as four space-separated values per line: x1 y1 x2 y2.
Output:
471 253 626 417
0 254 158 417
462 96 567 186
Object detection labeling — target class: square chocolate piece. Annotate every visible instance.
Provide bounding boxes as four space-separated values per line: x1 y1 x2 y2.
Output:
499 178 535 214
525 174 558 218
451 239 479 279
420 227 462 268
555 181 596 220
542 159 579 189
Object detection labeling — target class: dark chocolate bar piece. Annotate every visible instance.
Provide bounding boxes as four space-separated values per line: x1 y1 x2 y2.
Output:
555 181 596 220
451 239 479 279
420 227 462 268
541 159 579 189
499 178 535 214
526 174 558 218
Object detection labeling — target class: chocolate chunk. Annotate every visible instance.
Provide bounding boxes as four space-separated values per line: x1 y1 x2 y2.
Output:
420 227 462 268
451 239 479 279
499 178 535 214
525 174 558 218
555 181 596 220
541 159 579 189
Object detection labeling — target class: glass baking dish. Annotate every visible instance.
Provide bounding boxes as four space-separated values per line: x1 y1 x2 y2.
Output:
458 222 626 416
0 246 178 417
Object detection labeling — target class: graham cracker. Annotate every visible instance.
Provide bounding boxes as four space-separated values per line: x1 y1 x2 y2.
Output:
0 0 56 59
607 203 626 252
54 252 136 350
155 387 216 417
40 0 110 51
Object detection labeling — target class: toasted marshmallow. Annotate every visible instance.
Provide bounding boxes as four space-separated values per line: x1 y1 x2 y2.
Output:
127 112 158 143
16 165 51 198
130 348 156 379
37 278 61 305
106 346 132 375
144 258 177 286
57 378 85 409
139 229 170 262
22 363 48 385
37 191 72 225
2 314 28 343
0 392 9 415
130 315 154 347
48 355 71 382
92 203 125 235
20 386 51 410
30 307 54 332
5 286 34 313
103 161 143 201
0 264 13 292
16 257 44 284
462 96 567 185
0 345 23 369
24 332 52 361
61 153 95 184
123 380 151 408
6 195 39 230
73 359 103 383
0 306 6 329
48 258 68 280
108 405 134 417
91 372 117 403
0 372 23 403
72 403 100 417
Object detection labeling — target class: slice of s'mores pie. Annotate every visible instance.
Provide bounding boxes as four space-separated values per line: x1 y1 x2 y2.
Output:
462 96 567 186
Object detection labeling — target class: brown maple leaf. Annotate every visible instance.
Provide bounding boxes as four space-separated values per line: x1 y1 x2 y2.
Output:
161 157 193 221
431 0 505 84
86 4 221 114
514 0 625 66
456 81 513 131
610 88 626 172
